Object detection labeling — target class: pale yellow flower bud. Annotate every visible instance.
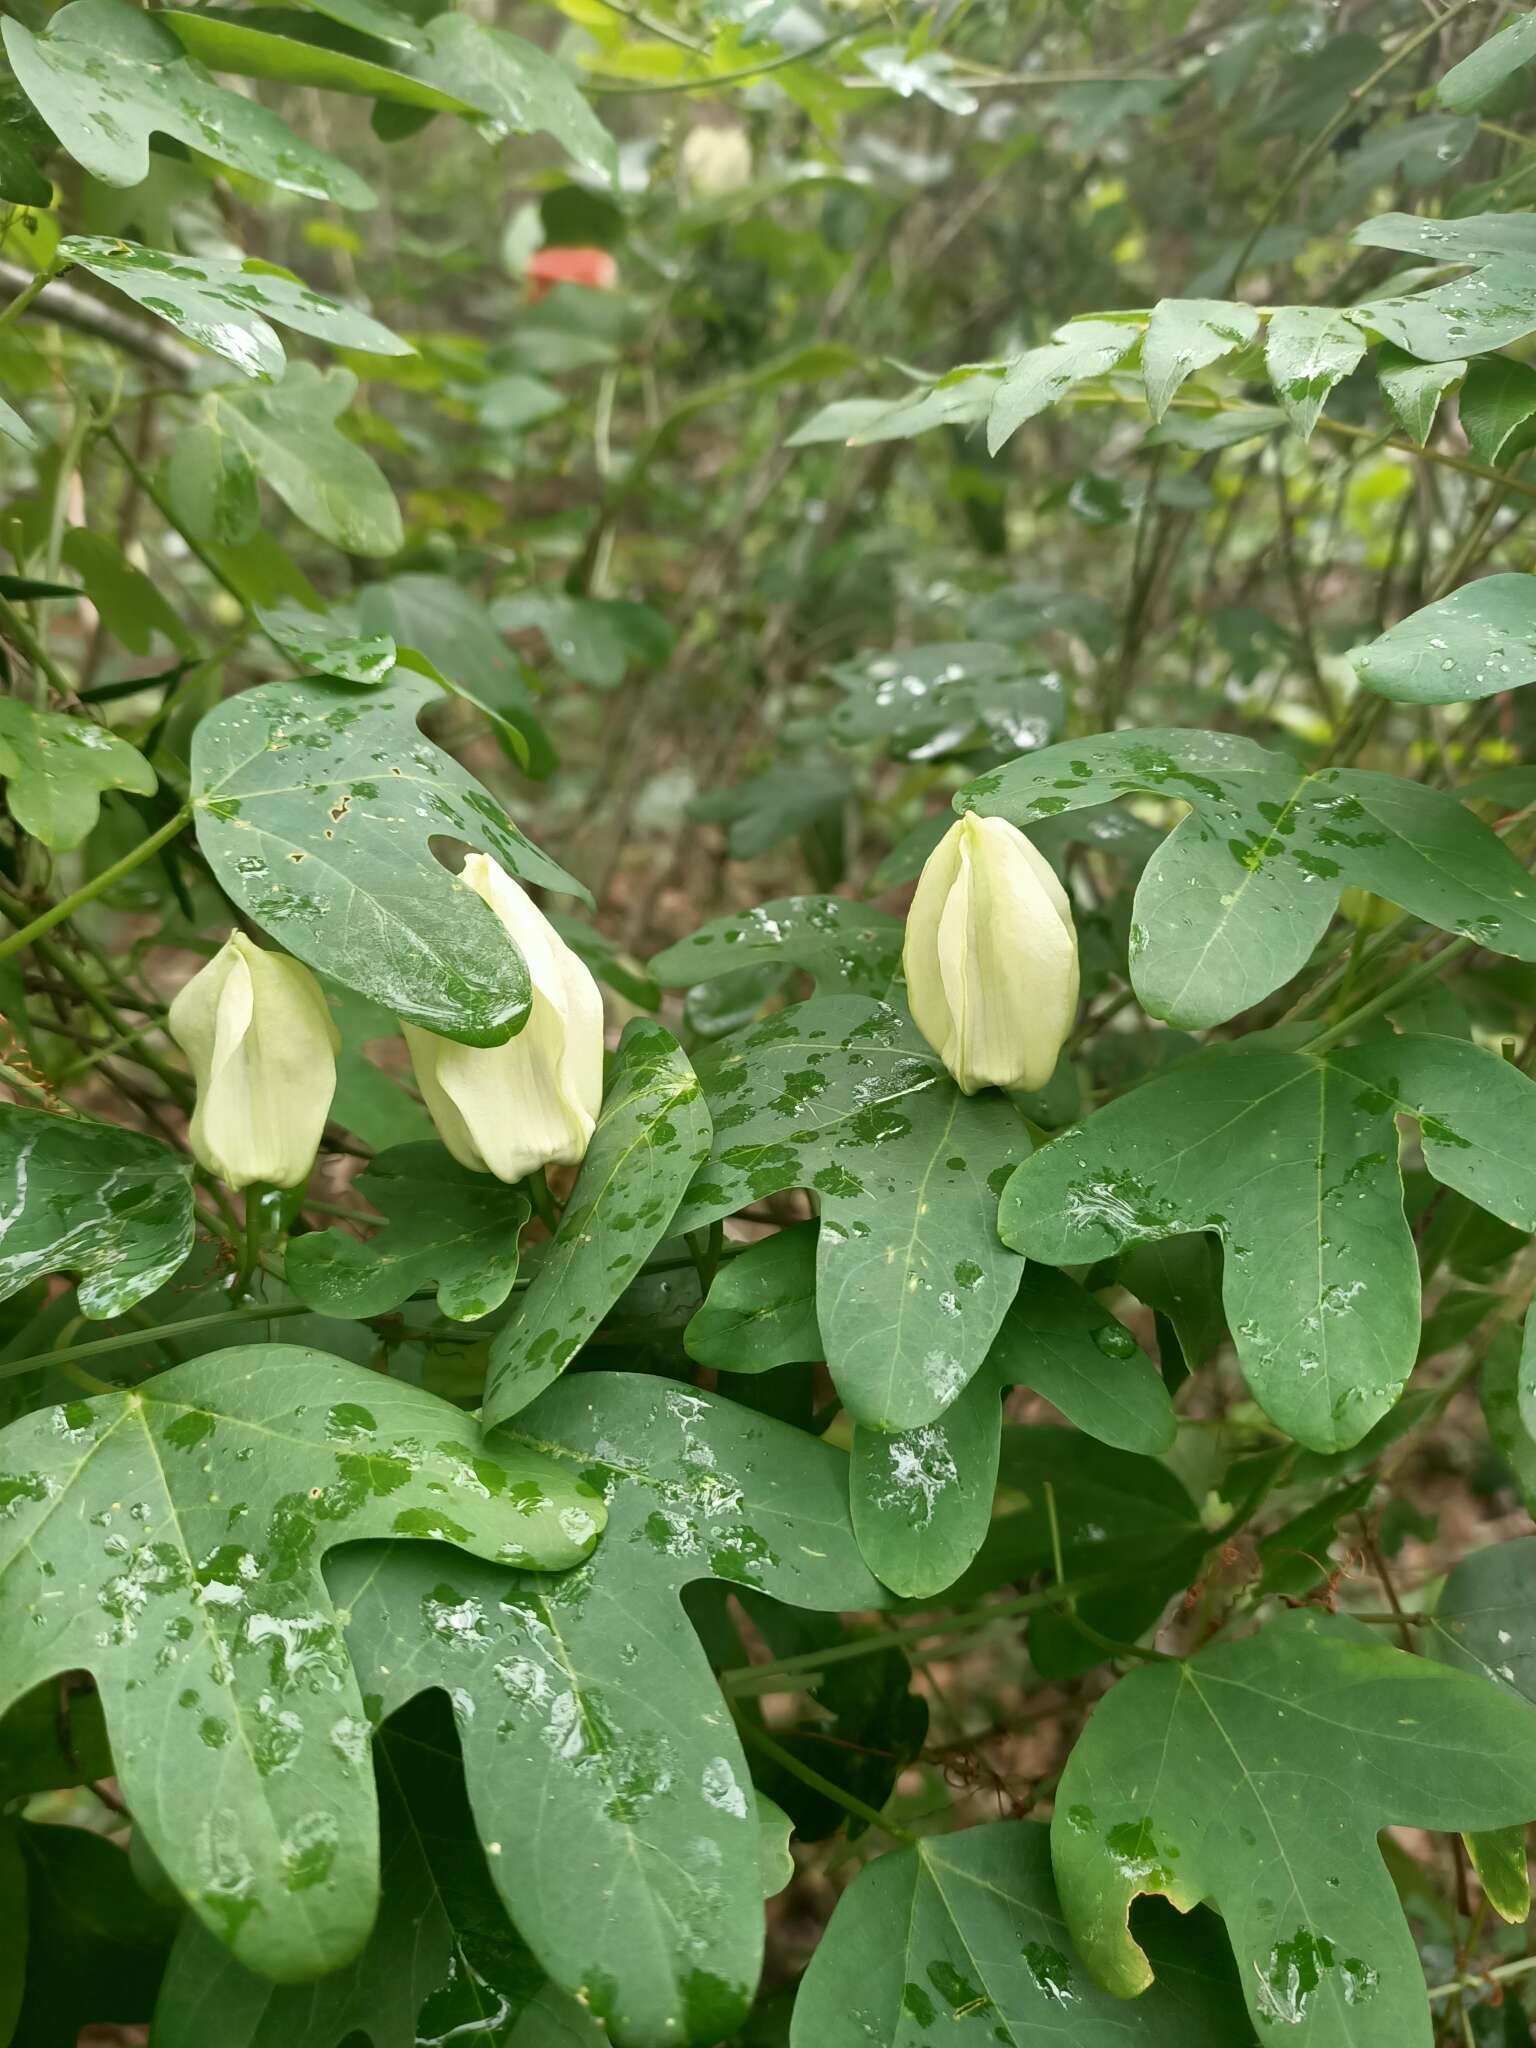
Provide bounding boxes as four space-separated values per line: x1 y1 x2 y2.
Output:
902 812 1079 1094
402 853 604 1183
168 932 339 1190
681 123 753 197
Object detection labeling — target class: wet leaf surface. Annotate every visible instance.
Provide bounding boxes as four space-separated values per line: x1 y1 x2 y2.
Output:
0 698 156 851
850 1270 1175 1598
286 1142 530 1322
153 1694 604 2048
0 1346 603 1980
334 1371 883 2046
820 642 1065 758
675 997 1029 1432
0 1107 194 1319
1142 298 1260 420
650 896 903 1000
1351 573 1536 704
988 319 1142 453
483 1021 712 1428
191 671 586 1044
60 237 409 380
793 1819 1250 2046
1052 1610 1536 2046
1000 1033 1536 1452
1263 307 1364 436
961 729 1536 1028
1 0 372 206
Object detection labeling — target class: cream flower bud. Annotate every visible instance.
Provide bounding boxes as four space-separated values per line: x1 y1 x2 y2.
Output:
681 123 753 197
902 812 1079 1095
402 853 604 1184
168 932 339 1190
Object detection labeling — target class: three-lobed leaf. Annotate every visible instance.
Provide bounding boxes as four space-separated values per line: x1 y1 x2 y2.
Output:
0 1348 603 1979
1052 1610 1536 2046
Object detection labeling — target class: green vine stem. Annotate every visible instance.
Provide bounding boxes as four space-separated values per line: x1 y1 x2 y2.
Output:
0 804 194 964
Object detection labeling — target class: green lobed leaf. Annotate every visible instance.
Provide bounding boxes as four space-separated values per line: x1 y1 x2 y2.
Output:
999 1033 1536 1453
286 1143 530 1322
959 729 1536 1028
1141 298 1260 421
333 1371 885 2046
1 0 372 207
650 896 903 1000
212 365 402 556
483 1021 712 1429
0 1348 603 1980
0 697 156 851
1263 306 1364 438
849 1271 1175 1598
0 1106 194 1319
1350 573 1536 704
1051 1610 1536 2046
153 1694 603 2048
792 1820 1249 2046
674 998 1030 1432
684 1220 821 1374
355 574 555 780
987 319 1142 455
59 236 409 380
189 671 587 1045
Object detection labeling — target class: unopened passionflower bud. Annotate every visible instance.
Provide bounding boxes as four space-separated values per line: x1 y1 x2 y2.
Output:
402 853 604 1184
681 123 753 197
902 813 1079 1095
168 932 339 1190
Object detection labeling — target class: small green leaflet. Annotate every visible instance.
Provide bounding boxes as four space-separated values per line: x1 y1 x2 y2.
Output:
0 697 156 851
685 1220 822 1373
151 8 482 114
1051 1610 1536 2047
1351 574 1536 704
1438 10 1536 113
1374 343 1464 446
190 671 587 1045
820 641 1065 757
152 1697 603 2048
286 1143 530 1321
1263 307 1364 438
1458 354 1536 467
1 0 372 208
675 998 1029 1432
849 1272 1174 1597
58 238 409 381
388 14 617 183
960 728 1536 1028
1352 211 1536 266
212 366 402 556
988 319 1142 454
650 896 903 1000
1000 1033 1536 1452
334 1372 884 2045
792 1821 1248 2046
1350 263 1536 365
256 598 397 686
166 419 260 549
482 1021 712 1429
60 527 195 658
1141 298 1259 420
0 1106 193 1318
0 1349 603 1980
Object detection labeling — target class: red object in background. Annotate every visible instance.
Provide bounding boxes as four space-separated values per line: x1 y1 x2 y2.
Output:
526 246 618 299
